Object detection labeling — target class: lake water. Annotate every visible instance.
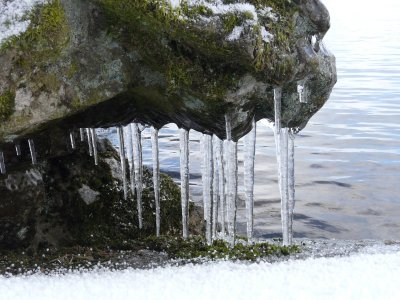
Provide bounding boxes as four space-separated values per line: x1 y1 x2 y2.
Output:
108 0 400 240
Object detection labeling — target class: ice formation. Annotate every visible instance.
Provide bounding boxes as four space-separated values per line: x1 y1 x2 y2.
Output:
151 127 161 236
0 151 5 174
201 134 214 244
28 138 37 165
117 126 128 200
179 128 190 239
244 117 256 240
132 123 143 229
90 128 98 166
225 114 238 245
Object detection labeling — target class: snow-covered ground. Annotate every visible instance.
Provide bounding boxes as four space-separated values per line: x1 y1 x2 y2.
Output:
1 245 399 300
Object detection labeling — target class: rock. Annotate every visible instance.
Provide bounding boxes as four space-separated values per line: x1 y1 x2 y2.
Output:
0 0 336 148
0 139 198 250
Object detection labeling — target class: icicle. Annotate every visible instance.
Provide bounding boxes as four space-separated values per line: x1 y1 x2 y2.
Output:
151 127 161 237
123 125 135 198
90 128 98 165
0 152 6 174
70 131 76 150
179 128 190 239
117 126 128 200
201 134 213 245
216 138 225 237
86 128 93 156
28 139 37 165
80 128 85 142
212 135 220 239
297 80 308 104
225 114 238 246
280 128 290 246
15 143 21 156
244 117 256 240
288 130 296 245
132 123 143 229
273 87 291 245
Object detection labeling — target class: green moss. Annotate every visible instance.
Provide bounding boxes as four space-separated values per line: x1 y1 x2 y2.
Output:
142 236 300 261
1 0 69 59
0 90 15 122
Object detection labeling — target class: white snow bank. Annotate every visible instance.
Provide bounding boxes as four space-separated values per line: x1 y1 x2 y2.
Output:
0 0 48 45
1 248 400 300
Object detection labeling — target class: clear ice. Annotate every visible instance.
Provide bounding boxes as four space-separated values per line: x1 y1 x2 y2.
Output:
152 127 161 237
212 135 220 239
179 128 190 239
117 126 128 201
274 88 291 245
86 128 93 157
132 123 143 229
70 132 76 150
225 114 238 245
28 139 37 165
15 143 21 156
125 125 135 198
215 137 225 237
90 128 98 165
80 128 85 142
0 151 5 174
201 134 214 244
288 130 296 245
244 117 256 240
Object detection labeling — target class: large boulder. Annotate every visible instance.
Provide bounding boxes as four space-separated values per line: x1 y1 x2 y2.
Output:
0 0 336 146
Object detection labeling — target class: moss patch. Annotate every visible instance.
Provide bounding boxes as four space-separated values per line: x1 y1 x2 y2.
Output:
0 90 15 122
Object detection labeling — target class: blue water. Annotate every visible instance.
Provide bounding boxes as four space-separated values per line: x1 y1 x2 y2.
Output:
109 0 400 240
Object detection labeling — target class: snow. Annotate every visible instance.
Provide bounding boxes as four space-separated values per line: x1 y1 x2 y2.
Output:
1 248 400 300
226 25 243 41
0 0 48 45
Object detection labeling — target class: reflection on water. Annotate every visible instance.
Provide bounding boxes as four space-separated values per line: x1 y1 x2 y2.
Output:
109 0 400 240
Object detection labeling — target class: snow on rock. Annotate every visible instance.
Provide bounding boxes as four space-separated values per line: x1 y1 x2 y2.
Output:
1 247 400 300
226 25 244 41
0 0 48 45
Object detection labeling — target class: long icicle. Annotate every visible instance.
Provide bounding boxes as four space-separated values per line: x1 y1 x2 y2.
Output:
225 114 238 246
86 128 93 157
244 117 256 240
70 131 76 150
179 128 190 239
90 128 98 165
117 126 128 200
152 127 161 237
273 87 290 245
28 139 37 165
15 143 21 156
132 123 143 229
125 125 135 198
0 152 6 174
212 136 220 240
202 134 213 245
280 128 290 246
217 138 226 237
288 130 296 245
80 128 85 142
201 135 207 223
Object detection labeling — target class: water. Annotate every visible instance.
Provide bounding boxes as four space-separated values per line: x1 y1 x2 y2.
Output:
105 0 400 240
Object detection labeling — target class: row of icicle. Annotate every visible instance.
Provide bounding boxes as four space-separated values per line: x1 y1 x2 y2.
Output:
0 84 307 246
